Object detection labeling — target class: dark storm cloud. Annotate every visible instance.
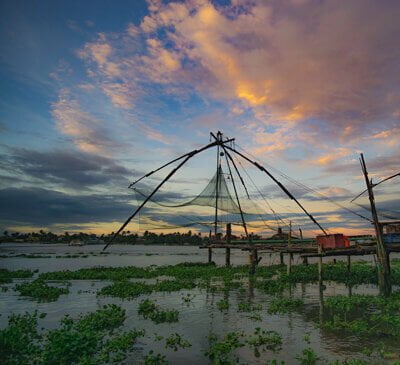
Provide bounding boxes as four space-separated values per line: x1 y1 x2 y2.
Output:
1 148 139 189
0 187 136 226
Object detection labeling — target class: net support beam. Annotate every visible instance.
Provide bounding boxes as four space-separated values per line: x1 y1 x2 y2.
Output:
224 145 328 236
104 138 234 250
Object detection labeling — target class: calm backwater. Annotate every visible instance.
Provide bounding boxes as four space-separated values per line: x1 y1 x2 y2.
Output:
1 243 399 364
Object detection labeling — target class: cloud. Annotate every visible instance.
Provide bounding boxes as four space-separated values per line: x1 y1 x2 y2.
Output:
2 148 136 190
51 88 117 155
134 0 400 129
67 0 400 160
0 187 135 226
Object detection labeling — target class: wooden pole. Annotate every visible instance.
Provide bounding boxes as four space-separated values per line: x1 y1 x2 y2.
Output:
287 253 292 275
249 249 256 275
226 223 231 267
280 252 284 265
347 255 351 273
360 153 391 296
318 244 323 286
208 248 213 264
104 138 231 250
287 221 292 274
224 146 328 235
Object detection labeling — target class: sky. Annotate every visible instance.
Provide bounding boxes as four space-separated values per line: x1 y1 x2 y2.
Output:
0 0 399 238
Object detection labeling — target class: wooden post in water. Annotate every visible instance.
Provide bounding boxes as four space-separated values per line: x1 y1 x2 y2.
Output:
249 249 256 275
287 221 292 275
318 244 323 286
347 255 351 273
360 153 391 296
226 223 231 267
287 253 293 275
208 230 212 264
280 252 284 265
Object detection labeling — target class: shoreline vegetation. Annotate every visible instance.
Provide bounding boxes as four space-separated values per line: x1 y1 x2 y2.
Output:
0 229 266 245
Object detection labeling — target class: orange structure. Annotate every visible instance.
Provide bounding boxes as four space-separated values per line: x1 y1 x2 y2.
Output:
316 233 350 249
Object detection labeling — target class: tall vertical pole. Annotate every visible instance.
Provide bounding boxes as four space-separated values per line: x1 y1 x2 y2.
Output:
226 223 231 267
360 153 391 296
214 132 222 240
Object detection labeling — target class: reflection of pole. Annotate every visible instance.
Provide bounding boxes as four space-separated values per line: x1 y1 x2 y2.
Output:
360 153 391 296
318 284 324 325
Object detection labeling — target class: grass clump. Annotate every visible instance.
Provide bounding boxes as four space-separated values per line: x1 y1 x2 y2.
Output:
15 280 69 302
138 299 179 324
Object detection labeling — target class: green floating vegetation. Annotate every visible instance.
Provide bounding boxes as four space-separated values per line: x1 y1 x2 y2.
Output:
0 269 34 284
246 328 282 357
164 333 191 351
0 304 145 365
217 298 229 311
98 279 195 299
0 254 52 259
296 347 319 365
144 350 169 365
237 301 262 312
268 297 304 314
322 293 400 338
138 299 179 324
15 280 69 302
99 281 153 299
205 328 282 363
205 332 244 364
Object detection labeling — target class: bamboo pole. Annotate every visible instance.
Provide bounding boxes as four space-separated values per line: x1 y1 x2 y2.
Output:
226 223 231 267
224 146 327 236
360 153 391 296
104 138 232 250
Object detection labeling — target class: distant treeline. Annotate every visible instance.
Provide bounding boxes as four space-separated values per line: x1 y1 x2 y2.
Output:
0 229 255 245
